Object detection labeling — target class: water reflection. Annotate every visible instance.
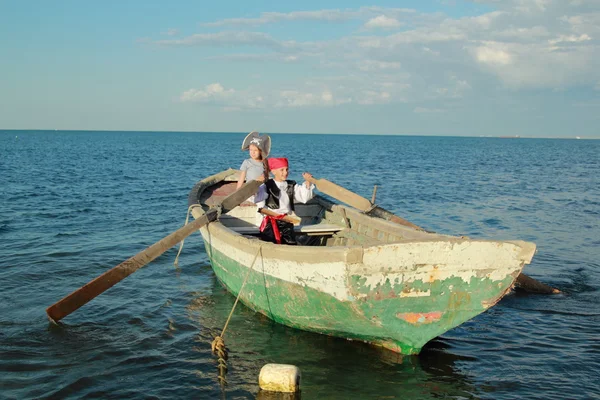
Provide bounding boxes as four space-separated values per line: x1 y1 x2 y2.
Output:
186 270 477 399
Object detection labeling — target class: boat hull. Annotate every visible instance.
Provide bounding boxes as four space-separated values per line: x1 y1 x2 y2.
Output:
199 222 530 355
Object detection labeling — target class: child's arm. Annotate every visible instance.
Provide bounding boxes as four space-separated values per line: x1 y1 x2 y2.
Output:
302 172 313 188
236 170 247 190
295 172 315 203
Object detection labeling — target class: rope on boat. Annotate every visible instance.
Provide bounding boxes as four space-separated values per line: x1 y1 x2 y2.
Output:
173 204 204 266
212 245 262 386
174 203 265 385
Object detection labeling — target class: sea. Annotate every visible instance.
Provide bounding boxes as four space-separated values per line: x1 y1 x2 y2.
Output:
0 130 598 400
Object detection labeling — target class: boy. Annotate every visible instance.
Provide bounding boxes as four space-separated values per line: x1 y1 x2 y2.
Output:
253 158 314 244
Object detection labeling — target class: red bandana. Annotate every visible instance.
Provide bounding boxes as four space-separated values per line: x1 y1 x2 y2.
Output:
268 157 288 170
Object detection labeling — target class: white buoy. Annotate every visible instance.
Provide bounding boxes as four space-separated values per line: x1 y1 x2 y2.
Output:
258 363 301 393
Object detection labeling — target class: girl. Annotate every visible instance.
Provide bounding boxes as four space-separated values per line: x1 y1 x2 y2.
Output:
236 131 271 189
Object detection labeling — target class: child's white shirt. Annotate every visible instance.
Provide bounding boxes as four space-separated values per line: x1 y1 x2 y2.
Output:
254 180 314 215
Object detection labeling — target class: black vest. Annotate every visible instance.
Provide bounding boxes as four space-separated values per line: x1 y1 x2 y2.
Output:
265 179 296 212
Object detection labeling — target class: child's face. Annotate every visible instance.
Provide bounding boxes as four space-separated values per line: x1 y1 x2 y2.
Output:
272 167 289 181
248 144 261 161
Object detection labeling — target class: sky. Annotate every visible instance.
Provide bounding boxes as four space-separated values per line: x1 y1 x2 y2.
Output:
1 0 599 138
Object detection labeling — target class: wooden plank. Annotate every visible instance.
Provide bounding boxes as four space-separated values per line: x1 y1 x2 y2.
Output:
228 223 344 235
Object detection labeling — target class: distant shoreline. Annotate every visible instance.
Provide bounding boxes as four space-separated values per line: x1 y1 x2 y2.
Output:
1 129 597 140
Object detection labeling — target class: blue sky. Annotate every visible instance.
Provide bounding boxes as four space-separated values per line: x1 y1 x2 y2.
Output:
1 0 599 137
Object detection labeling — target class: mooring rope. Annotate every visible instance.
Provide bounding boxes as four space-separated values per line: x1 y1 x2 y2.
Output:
212 245 262 386
174 203 264 385
173 204 203 266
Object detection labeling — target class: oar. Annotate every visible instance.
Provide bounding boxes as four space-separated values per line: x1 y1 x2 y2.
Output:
306 176 421 229
258 207 301 225
514 272 561 294
307 175 560 294
306 177 373 212
46 180 262 323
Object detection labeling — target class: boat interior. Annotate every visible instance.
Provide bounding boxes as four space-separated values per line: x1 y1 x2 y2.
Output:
196 174 438 248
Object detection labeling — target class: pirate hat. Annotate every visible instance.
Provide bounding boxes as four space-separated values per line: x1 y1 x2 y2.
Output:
241 131 271 158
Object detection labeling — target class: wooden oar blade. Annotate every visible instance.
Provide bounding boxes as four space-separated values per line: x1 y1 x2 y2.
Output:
308 177 373 211
46 210 218 322
515 273 561 294
46 179 264 322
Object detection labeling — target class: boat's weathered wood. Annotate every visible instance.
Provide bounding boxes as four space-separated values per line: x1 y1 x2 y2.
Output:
188 170 552 354
46 179 262 323
366 205 423 230
515 273 561 294
229 223 343 235
198 221 532 354
305 176 422 230
315 179 560 294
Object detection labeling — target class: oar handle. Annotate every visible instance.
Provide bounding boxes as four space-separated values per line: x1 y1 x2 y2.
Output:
307 176 423 230
258 208 301 225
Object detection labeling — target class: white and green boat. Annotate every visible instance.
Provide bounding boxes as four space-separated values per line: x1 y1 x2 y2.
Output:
188 169 536 355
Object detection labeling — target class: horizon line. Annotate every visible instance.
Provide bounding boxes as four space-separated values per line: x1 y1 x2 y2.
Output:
1 128 597 140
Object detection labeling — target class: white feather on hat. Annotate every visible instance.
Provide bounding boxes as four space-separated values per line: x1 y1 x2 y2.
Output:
241 131 271 158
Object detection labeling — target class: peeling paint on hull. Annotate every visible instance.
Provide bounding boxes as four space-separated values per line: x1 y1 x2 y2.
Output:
190 170 534 355
203 237 521 355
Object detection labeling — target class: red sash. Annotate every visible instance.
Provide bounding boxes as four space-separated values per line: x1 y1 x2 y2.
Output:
259 214 287 244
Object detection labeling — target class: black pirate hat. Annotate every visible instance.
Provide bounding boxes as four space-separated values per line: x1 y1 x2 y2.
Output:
241 131 271 158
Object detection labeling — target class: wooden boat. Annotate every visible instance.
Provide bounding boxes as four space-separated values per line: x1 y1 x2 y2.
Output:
188 169 536 355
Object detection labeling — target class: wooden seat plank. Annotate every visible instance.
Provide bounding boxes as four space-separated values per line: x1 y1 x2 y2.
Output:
227 223 343 235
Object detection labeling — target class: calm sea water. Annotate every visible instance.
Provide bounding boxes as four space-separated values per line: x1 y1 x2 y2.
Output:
1 131 598 399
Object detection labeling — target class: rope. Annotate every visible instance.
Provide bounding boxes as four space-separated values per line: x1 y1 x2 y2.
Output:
174 204 203 266
221 246 261 338
175 203 264 385
212 245 262 386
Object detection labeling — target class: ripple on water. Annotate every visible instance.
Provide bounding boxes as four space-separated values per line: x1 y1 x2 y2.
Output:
1 132 599 399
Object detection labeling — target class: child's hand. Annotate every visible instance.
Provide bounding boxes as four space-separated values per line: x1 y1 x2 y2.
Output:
302 172 313 187
256 175 265 182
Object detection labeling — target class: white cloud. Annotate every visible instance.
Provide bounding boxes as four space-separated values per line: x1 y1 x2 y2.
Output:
180 83 234 102
429 76 472 100
202 10 352 27
364 15 401 29
277 89 351 108
548 33 591 45
357 29 467 48
168 2 600 110
155 31 294 52
204 53 302 63
474 43 513 65
201 7 416 27
468 39 598 88
414 107 446 113
162 28 179 36
495 26 550 39
180 83 266 109
180 84 358 109
357 91 392 105
470 0 550 13
357 60 402 71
